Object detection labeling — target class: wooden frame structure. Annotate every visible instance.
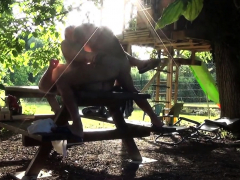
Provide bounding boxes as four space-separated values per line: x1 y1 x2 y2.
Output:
118 0 210 112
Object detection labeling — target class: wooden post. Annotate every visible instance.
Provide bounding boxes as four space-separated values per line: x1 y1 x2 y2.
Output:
127 44 132 55
166 58 173 109
155 65 160 102
191 50 196 65
174 65 179 104
165 48 174 124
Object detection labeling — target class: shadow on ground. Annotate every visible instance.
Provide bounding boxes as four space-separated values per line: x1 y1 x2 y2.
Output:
1 134 240 180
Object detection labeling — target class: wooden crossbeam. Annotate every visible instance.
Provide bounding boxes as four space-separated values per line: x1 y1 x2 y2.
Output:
22 127 150 147
0 119 150 143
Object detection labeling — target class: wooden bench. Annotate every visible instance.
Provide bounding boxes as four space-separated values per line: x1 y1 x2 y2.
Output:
0 86 153 180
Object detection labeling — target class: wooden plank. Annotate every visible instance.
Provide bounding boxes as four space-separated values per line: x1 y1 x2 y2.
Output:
124 32 150 37
0 120 43 141
120 38 156 44
175 45 211 51
155 42 198 48
22 127 150 146
140 60 169 93
173 58 202 66
24 145 53 178
22 136 49 147
77 91 150 100
5 86 50 98
5 86 151 101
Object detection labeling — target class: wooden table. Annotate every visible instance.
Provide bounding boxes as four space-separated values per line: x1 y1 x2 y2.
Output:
1 86 152 180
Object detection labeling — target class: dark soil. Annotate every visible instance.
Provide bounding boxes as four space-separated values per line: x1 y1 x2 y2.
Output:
1 131 240 180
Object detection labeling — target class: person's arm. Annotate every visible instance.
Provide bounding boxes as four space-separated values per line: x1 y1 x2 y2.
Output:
61 40 96 64
38 60 58 93
39 68 54 93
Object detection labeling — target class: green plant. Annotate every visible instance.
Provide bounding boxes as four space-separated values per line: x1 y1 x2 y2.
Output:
23 105 37 115
21 99 37 115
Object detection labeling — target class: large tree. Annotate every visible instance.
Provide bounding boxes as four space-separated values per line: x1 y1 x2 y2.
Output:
157 0 240 119
0 0 69 79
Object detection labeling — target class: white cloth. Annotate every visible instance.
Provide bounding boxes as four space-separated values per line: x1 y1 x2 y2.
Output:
51 140 67 157
27 118 56 134
27 118 67 157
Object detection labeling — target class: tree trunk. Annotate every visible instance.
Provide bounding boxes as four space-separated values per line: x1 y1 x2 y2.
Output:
215 42 240 118
204 0 240 119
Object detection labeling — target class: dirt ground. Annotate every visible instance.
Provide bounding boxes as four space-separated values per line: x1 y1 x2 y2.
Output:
1 131 240 180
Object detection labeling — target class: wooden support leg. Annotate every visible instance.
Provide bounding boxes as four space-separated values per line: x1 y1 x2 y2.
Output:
108 105 142 162
18 106 69 179
21 145 52 180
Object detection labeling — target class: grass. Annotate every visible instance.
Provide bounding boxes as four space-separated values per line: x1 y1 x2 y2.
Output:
184 102 219 108
22 102 219 129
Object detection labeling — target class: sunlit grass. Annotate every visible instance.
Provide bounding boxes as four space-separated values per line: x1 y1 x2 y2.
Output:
22 102 219 129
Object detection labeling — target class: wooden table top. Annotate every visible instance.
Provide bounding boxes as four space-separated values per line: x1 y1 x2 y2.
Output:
4 86 151 100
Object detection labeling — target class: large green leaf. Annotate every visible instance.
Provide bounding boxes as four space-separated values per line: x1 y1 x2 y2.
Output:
156 0 204 30
156 0 187 29
182 0 204 21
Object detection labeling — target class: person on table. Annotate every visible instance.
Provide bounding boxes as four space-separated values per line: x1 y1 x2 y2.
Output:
39 23 173 141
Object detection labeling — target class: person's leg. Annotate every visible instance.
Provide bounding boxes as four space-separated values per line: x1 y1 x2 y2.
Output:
91 28 161 74
55 60 120 138
125 52 161 74
117 70 163 127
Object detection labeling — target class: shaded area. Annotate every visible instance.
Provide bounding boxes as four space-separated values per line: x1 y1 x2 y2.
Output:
1 132 240 180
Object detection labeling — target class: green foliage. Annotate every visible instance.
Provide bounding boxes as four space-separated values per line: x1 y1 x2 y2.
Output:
196 52 213 63
0 0 67 72
182 0 204 21
21 99 37 115
180 50 213 63
156 0 204 29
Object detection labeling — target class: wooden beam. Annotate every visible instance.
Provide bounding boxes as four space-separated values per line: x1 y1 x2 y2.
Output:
140 60 168 93
173 58 202 66
22 127 150 146
175 45 211 50
155 42 198 48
